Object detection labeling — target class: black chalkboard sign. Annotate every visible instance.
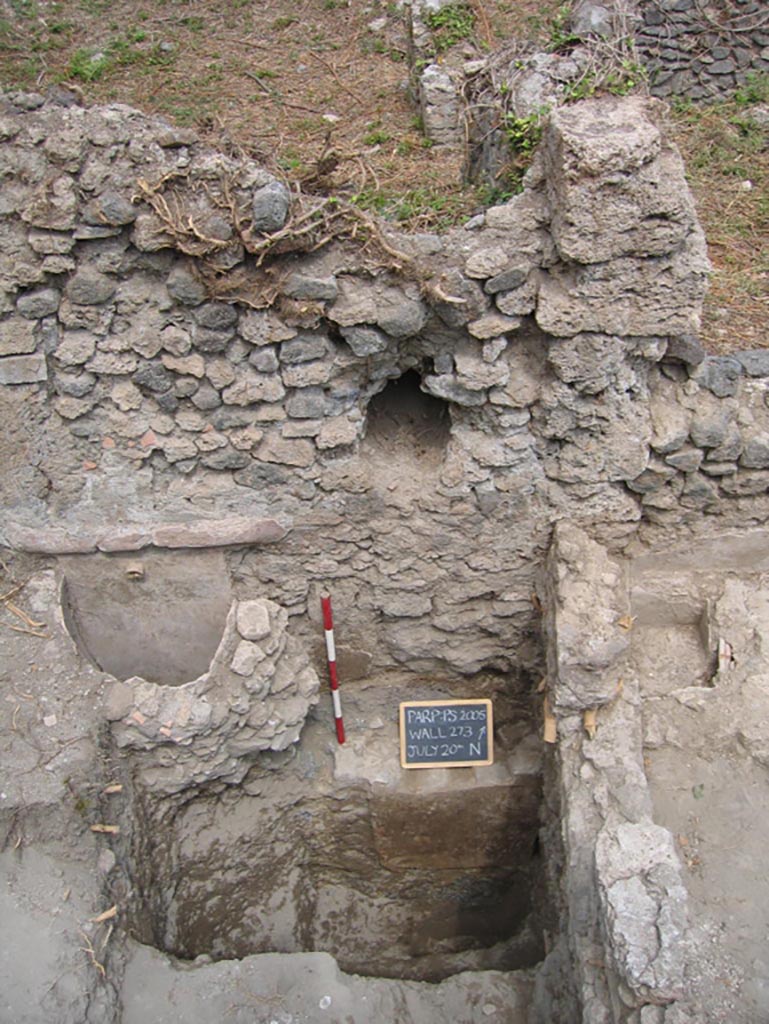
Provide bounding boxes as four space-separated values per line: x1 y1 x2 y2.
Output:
399 699 494 769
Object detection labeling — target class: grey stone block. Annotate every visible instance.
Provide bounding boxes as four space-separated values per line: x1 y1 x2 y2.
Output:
596 822 688 1003
166 266 207 306
192 326 233 353
234 462 290 489
55 370 95 397
691 356 742 397
251 180 290 233
283 273 338 301
237 600 272 641
680 471 719 508
190 381 222 410
16 287 60 319
64 267 117 305
286 387 326 419
55 330 95 366
200 448 250 470
194 302 238 330
340 325 389 357
0 353 47 384
0 318 37 355
664 333 705 367
741 434 769 469
248 347 279 373
133 362 174 394
83 189 136 226
280 333 329 364
665 446 703 472
737 349 769 378
484 266 529 294
690 406 731 448
700 460 738 476
710 59 736 74
155 391 180 414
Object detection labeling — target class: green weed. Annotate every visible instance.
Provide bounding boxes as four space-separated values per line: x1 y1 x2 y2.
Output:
9 0 37 17
546 3 579 52
501 106 550 192
504 107 548 154
424 2 475 53
364 124 391 146
180 15 205 31
734 72 769 107
351 184 471 229
69 47 112 82
66 28 175 83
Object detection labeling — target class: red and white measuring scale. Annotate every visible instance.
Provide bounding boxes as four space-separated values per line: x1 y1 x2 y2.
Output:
320 592 345 745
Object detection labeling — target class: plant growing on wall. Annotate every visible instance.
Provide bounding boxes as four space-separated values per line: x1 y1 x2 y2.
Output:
503 106 549 192
424 2 476 53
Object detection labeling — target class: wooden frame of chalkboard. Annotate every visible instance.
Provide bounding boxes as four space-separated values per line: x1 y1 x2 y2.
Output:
399 699 494 769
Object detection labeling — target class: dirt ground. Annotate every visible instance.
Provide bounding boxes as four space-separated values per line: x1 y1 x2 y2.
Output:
629 534 769 1023
0 0 561 227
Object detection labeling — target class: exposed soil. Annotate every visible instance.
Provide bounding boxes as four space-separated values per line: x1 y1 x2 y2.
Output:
125 674 545 982
0 550 547 1022
0 0 561 227
629 538 769 1023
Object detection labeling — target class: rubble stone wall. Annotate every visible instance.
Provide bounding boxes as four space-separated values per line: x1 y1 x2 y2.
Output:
634 0 769 100
1 89 768 684
568 0 769 100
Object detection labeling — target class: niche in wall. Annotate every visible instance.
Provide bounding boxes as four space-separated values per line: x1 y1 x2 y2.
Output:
363 369 450 464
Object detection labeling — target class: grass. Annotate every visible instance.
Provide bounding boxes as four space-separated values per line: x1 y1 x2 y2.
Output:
667 75 769 353
66 30 175 83
0 0 560 220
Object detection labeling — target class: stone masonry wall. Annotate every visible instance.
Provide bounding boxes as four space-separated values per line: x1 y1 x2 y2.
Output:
1 89 768 685
634 0 769 100
570 0 769 100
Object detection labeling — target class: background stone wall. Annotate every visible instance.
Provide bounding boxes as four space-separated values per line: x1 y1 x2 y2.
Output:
1 89 768 684
634 0 769 100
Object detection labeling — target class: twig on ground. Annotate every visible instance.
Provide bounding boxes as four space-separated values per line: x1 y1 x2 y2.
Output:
78 931 106 978
308 50 364 105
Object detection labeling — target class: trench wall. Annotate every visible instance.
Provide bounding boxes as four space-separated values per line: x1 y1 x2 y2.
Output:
2 88 769 682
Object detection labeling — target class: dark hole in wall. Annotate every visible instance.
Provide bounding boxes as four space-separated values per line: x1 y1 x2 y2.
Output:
364 369 450 456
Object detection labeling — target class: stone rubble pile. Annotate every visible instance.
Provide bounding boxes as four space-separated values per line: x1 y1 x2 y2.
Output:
106 597 319 794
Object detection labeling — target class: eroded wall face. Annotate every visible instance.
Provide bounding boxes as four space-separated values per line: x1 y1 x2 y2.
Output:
2 90 769 684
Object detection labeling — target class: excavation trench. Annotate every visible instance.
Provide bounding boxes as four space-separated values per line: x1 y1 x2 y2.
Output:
122 674 549 983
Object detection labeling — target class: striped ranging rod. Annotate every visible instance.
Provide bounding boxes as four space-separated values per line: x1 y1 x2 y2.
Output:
320 592 345 745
